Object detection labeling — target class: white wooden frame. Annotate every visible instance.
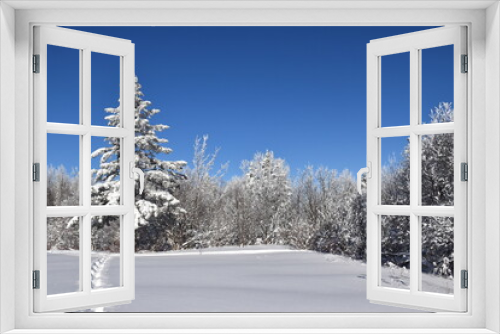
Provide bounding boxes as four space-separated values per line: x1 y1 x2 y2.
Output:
366 26 467 312
33 26 136 312
0 1 499 333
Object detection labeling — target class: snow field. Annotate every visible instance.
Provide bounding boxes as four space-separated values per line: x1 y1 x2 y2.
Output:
48 246 427 312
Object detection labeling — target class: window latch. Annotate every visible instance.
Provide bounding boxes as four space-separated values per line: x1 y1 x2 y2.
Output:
129 162 145 195
357 162 372 195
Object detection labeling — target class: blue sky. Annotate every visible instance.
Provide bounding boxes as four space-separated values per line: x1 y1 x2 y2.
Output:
47 26 453 179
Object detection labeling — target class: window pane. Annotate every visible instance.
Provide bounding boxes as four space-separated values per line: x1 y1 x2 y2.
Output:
47 216 81 295
381 136 410 205
421 216 454 294
47 45 80 124
47 134 80 206
91 215 121 290
91 136 121 205
92 52 121 127
381 52 410 127
380 215 410 290
421 134 454 206
421 45 454 125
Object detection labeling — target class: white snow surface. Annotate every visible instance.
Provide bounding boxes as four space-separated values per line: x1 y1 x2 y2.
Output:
47 246 440 313
135 244 306 257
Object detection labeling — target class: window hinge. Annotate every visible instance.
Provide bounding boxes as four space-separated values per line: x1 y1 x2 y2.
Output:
461 162 468 181
461 270 468 289
33 270 40 289
33 54 40 73
33 163 40 182
461 54 468 73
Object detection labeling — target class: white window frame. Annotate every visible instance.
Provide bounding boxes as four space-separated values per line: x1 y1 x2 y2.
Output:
0 1 499 333
33 26 136 312
366 26 468 312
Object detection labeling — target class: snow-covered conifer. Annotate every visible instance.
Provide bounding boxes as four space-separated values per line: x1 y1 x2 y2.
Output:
91 77 187 251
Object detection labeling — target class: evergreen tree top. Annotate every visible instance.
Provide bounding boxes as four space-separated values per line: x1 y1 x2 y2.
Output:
92 77 187 183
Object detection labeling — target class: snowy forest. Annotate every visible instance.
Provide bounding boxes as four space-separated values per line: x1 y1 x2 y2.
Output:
47 78 455 279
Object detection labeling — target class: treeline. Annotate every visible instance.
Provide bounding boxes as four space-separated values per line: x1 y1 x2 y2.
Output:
171 103 454 277
45 77 455 278
171 137 366 261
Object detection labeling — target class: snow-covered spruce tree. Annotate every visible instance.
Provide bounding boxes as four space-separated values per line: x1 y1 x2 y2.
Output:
243 151 292 245
91 77 187 252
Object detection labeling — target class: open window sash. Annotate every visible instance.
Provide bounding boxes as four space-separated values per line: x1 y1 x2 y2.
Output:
33 26 135 312
366 26 467 312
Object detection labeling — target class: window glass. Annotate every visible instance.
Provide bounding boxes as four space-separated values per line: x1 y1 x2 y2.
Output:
381 136 410 205
91 215 121 289
381 52 410 127
380 215 410 290
421 134 454 206
91 136 121 206
47 45 80 124
47 133 80 206
47 217 81 295
421 45 454 124
421 216 454 295
92 52 121 127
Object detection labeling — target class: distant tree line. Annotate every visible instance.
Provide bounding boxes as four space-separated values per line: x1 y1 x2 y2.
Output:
173 138 366 260
45 78 454 278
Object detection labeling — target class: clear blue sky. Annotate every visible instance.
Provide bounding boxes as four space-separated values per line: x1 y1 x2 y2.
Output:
47 26 453 179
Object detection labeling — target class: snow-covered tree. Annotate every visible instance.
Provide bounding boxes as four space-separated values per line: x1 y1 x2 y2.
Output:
380 102 455 275
300 168 362 257
326 170 360 257
421 102 454 206
243 151 292 244
173 135 227 248
420 103 455 276
47 165 79 206
47 81 454 271
219 176 252 246
91 77 187 251
46 166 80 251
381 147 410 206
295 166 322 229
47 217 79 250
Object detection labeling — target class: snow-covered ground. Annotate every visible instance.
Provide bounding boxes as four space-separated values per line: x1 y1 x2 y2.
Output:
47 246 451 312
